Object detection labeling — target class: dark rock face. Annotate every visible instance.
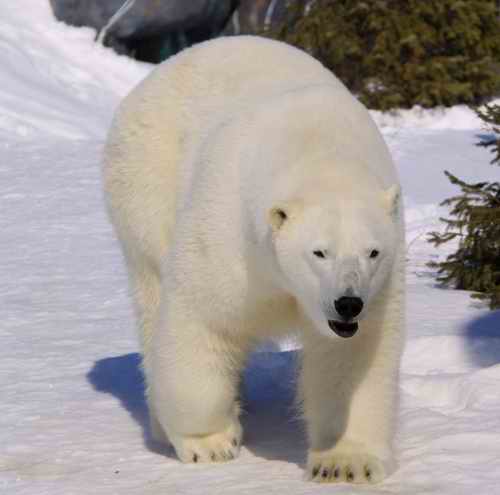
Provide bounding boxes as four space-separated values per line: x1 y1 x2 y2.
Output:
50 0 235 62
223 0 291 35
50 0 234 38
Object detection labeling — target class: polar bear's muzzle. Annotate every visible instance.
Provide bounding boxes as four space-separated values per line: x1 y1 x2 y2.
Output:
328 320 358 338
327 296 363 337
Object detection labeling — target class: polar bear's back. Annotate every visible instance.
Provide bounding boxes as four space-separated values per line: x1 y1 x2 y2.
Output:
116 36 343 155
140 36 340 126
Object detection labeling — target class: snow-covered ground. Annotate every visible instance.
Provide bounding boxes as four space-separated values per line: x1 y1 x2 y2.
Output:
2 2 500 494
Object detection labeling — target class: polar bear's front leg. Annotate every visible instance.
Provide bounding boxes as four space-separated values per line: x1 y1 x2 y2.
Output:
151 311 246 463
301 321 402 484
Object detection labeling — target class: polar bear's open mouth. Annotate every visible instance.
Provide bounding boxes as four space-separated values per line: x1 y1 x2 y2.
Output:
328 320 359 338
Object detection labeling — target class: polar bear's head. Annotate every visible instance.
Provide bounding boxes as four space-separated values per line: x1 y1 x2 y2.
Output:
269 185 401 339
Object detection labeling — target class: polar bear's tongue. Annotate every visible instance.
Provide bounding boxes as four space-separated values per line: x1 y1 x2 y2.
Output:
328 320 359 338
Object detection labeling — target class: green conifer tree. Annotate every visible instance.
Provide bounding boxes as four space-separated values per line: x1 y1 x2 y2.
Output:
271 0 500 110
428 104 500 309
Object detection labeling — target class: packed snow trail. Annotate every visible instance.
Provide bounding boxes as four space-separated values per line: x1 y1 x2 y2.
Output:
1 2 500 494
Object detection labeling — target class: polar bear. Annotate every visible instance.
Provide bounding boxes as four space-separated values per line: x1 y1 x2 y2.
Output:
103 36 405 484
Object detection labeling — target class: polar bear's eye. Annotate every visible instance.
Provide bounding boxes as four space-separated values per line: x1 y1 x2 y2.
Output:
369 249 380 259
313 250 327 259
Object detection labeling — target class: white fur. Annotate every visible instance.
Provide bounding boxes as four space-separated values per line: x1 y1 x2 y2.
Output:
103 36 405 483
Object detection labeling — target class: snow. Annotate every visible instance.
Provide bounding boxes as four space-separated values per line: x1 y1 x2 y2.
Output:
2 2 500 494
371 103 499 131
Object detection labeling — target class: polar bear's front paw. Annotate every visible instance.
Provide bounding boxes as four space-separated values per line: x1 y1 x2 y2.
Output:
170 420 243 464
307 446 388 484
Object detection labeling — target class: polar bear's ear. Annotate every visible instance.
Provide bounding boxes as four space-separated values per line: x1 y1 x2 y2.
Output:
269 199 302 232
269 204 289 232
383 184 401 217
269 200 300 232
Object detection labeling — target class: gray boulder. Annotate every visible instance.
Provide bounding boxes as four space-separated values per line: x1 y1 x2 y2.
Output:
223 0 292 35
50 0 234 41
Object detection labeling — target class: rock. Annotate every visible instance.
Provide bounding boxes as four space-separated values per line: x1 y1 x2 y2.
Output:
49 0 235 62
223 0 293 35
50 0 234 39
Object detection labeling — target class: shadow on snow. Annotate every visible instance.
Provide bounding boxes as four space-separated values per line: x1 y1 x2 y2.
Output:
87 349 306 466
463 309 500 368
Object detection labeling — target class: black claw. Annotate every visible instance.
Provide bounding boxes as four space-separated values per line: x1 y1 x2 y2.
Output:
232 438 238 447
321 469 329 479
312 466 320 478
210 452 216 461
192 453 198 463
347 470 354 482
365 467 372 480
333 468 340 479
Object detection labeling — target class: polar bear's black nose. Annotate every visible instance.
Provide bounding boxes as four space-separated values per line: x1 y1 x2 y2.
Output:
334 296 363 320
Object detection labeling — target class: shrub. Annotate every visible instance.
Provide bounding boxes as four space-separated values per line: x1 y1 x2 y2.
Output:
428 104 500 309
271 0 500 110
